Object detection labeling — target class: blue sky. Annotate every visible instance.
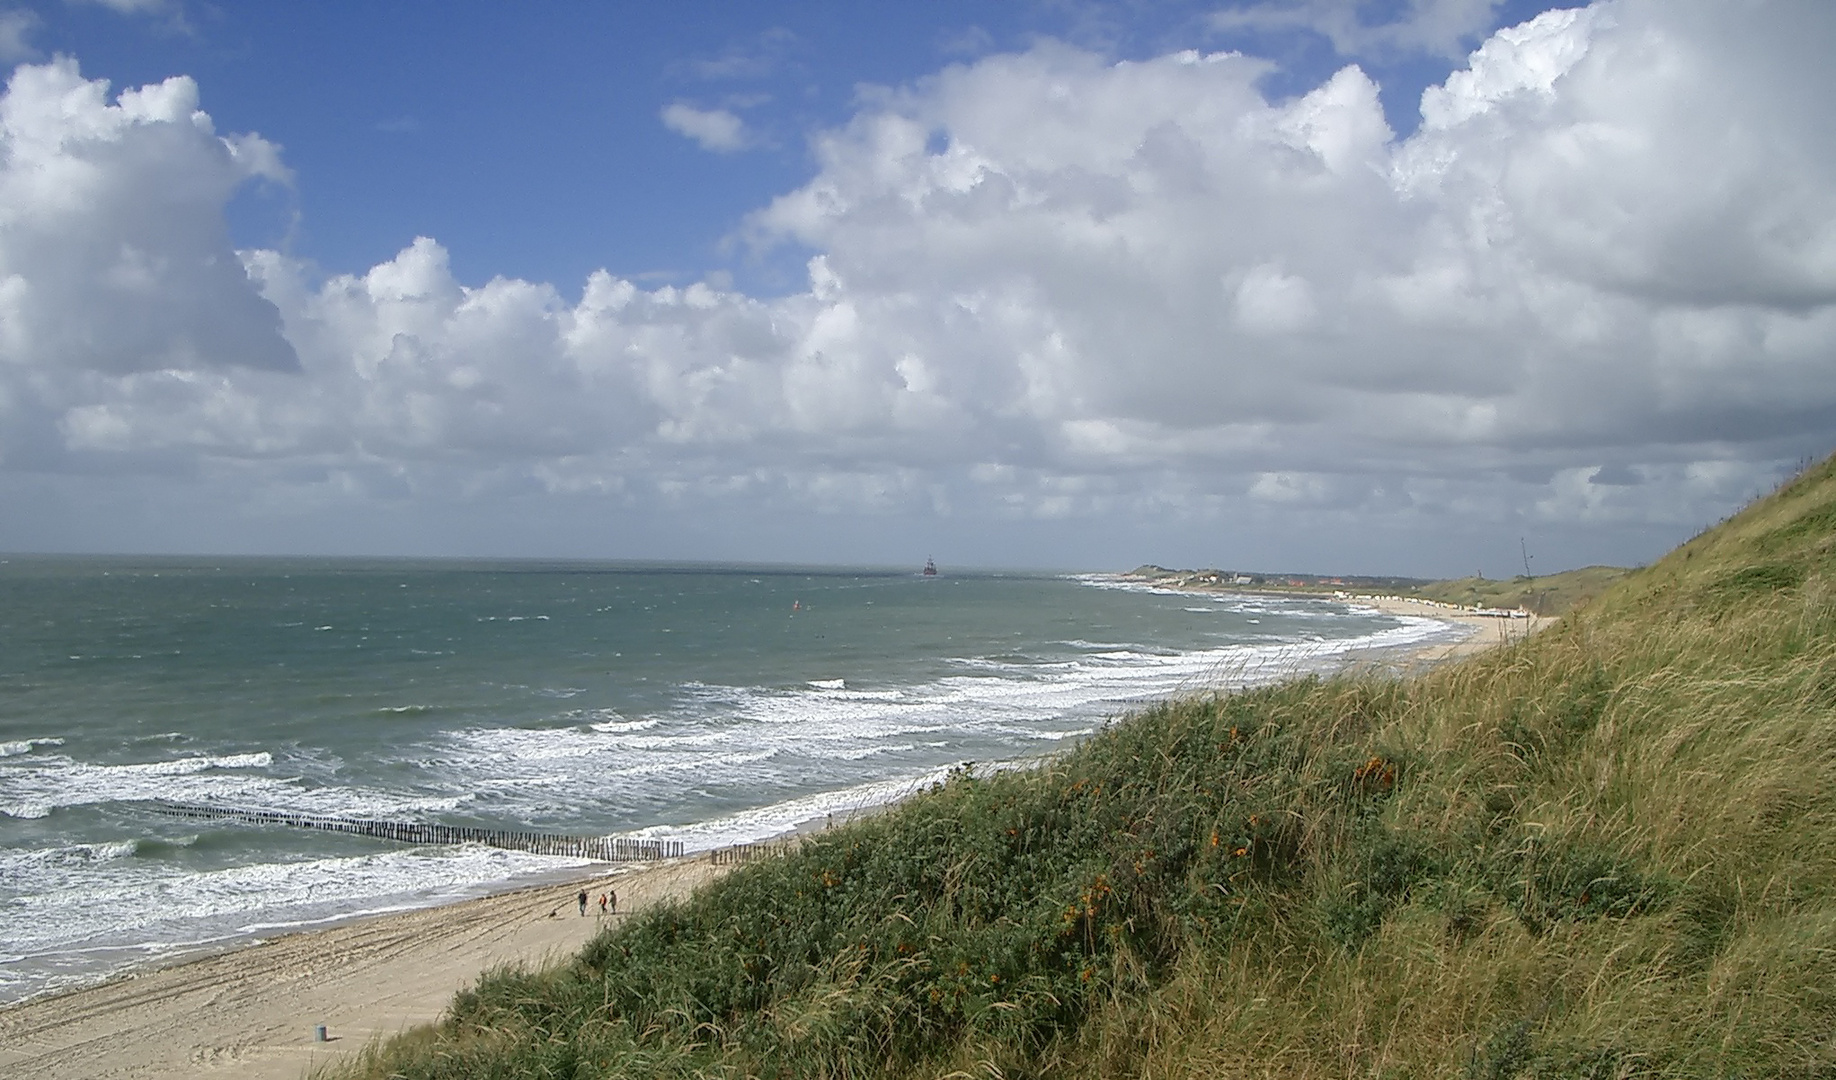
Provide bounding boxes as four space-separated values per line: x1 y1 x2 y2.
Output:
33 1 1564 291
0 1 1831 575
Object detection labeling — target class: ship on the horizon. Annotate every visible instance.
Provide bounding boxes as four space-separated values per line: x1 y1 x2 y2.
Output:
923 556 937 576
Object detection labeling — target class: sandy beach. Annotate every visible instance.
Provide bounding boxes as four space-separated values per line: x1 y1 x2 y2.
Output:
1350 593 1551 664
1129 576 1553 668
0 599 1542 1080
0 858 733 1080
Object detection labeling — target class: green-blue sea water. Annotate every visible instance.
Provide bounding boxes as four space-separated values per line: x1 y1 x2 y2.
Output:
0 555 1457 1002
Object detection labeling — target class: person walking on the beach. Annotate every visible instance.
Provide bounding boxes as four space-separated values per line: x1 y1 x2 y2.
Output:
608 888 617 915
597 893 607 916
577 889 588 917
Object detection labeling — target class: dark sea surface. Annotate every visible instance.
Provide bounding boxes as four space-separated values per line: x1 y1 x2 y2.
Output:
0 556 1458 1003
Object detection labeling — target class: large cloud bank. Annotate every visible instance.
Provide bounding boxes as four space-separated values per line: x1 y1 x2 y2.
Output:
2 0 1833 567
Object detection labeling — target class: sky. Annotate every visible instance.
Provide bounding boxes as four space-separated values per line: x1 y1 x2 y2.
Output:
0 0 1831 576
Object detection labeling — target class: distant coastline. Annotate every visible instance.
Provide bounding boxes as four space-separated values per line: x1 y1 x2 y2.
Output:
1116 564 1556 660
1121 562 1626 618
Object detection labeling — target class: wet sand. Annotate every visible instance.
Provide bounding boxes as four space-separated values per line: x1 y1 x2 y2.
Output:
0 858 732 1080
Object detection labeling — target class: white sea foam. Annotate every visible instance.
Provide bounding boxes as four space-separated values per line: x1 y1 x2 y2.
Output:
0 839 140 869
629 767 960 851
0 750 469 821
1068 574 1162 594
0 752 277 819
0 839 589 1003
587 717 659 734
0 738 63 758
397 612 1462 836
1070 575 1371 620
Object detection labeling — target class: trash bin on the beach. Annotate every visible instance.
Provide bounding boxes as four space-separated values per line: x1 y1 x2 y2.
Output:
315 1024 328 1042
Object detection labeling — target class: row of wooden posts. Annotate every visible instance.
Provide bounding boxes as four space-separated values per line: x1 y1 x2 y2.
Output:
146 801 684 862
706 839 800 866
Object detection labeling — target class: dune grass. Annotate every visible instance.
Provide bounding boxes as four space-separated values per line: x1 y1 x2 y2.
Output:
1406 564 1629 615
335 456 1836 1079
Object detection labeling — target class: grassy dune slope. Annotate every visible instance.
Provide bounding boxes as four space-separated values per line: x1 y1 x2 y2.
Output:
1408 565 1629 615
340 457 1836 1079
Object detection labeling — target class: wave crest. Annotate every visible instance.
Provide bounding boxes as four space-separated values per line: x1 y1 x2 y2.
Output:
0 737 65 758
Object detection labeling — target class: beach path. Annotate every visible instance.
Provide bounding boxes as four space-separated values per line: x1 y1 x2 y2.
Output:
0 858 730 1080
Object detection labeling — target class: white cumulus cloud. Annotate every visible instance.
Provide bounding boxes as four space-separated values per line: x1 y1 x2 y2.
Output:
2 0 1833 571
660 102 750 152
0 59 295 473
1211 0 1510 60
0 9 38 62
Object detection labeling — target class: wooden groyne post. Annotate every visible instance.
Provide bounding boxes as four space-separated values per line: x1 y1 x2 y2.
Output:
143 801 684 862
707 838 801 866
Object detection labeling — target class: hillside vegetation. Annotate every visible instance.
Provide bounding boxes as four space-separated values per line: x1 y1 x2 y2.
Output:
338 457 1836 1079
1408 565 1629 616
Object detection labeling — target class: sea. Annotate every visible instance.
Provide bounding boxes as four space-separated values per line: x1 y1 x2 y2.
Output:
0 556 1462 1005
